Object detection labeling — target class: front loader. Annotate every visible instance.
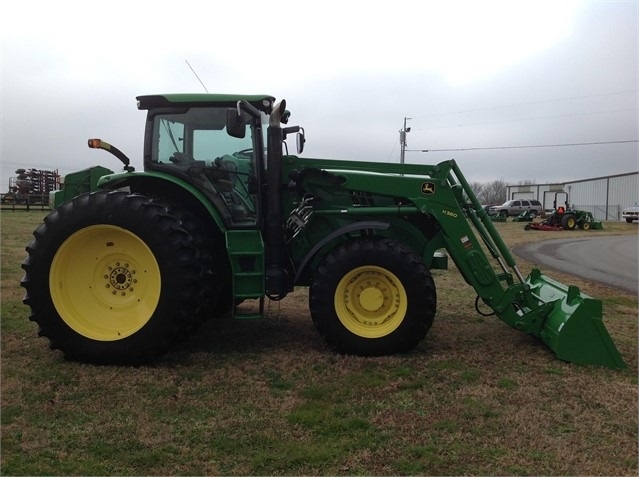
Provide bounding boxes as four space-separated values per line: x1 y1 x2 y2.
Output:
21 94 625 368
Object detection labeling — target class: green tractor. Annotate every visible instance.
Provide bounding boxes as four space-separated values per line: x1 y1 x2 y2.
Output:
21 94 624 368
526 192 603 231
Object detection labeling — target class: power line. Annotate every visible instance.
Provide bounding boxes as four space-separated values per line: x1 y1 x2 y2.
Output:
412 139 638 153
386 137 399 162
408 89 638 120
1 160 74 171
412 107 638 132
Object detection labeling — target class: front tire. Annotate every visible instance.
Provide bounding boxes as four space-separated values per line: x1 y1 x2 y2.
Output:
21 191 203 364
309 238 436 356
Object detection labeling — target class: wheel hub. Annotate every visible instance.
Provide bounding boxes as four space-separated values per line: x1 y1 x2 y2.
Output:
104 262 136 295
337 267 406 336
359 286 384 312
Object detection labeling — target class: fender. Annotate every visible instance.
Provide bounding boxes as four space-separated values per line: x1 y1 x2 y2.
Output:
293 221 390 283
97 170 228 232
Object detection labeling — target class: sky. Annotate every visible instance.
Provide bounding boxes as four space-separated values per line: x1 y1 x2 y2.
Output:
1 0 637 190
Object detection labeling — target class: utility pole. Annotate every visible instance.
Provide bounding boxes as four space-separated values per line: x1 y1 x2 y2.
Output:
399 117 411 164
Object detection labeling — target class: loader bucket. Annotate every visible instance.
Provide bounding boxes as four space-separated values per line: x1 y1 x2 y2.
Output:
589 221 603 230
527 269 626 369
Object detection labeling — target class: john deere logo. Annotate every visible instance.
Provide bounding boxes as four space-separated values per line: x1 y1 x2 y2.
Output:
421 182 435 195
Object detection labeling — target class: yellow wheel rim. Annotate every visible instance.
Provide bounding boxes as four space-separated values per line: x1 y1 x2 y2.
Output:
582 222 590 230
334 265 407 338
50 225 161 341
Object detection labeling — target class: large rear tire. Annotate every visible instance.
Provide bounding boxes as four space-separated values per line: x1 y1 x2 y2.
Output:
309 238 436 356
21 191 203 364
156 200 232 319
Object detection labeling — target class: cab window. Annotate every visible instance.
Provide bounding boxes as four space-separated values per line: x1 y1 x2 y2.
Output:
150 107 264 227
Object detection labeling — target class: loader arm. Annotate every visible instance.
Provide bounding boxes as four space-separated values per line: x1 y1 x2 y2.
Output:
283 156 624 368
422 160 625 369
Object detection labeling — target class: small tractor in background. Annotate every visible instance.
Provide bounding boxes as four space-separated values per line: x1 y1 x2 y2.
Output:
525 192 602 231
20 94 624 369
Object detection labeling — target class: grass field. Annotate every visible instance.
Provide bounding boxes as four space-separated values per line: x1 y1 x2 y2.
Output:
1 210 637 475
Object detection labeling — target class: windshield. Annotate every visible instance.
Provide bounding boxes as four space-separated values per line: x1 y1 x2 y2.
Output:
149 107 268 226
152 107 266 164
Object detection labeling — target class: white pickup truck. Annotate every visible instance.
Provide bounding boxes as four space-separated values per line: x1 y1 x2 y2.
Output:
622 202 639 223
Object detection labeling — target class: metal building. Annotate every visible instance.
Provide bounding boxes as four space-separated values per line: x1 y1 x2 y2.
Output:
505 171 638 221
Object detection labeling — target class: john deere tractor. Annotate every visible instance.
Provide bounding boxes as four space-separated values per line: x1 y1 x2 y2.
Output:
21 94 625 368
526 192 602 231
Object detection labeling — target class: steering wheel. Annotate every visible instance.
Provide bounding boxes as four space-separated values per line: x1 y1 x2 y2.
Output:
236 149 253 158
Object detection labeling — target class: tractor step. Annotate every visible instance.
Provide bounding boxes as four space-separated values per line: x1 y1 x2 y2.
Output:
233 297 265 320
225 229 265 319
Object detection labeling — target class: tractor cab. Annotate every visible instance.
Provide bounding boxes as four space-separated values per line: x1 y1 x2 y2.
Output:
132 94 305 229
138 94 273 227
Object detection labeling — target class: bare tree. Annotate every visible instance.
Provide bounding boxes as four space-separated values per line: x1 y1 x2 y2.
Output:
469 181 484 202
481 180 507 205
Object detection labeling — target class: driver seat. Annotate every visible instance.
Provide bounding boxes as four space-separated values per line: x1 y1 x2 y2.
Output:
205 157 238 192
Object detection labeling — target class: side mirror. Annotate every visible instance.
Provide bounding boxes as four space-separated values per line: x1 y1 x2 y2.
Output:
283 126 306 154
296 128 305 154
226 108 246 138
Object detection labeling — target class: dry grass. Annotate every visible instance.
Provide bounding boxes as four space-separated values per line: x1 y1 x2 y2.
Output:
1 211 637 475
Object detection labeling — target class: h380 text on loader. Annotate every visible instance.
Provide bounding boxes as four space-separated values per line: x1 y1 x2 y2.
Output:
21 94 626 369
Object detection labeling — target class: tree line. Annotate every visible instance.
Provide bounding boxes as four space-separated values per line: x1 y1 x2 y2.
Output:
468 179 537 206
469 180 507 206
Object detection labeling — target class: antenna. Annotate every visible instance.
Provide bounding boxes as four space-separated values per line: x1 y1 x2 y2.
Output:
185 60 209 93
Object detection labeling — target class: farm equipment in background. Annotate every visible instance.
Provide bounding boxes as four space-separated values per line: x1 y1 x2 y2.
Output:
1 168 60 205
21 93 625 369
512 210 536 222
525 192 602 231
